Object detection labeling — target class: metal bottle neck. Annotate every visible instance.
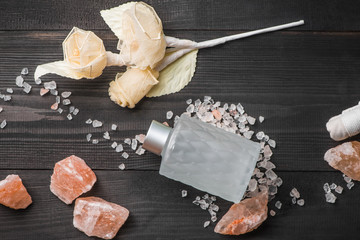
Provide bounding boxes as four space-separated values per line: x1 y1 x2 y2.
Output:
143 120 172 156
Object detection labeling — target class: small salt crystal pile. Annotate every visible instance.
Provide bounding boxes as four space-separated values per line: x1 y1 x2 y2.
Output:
193 194 219 225
290 188 305 206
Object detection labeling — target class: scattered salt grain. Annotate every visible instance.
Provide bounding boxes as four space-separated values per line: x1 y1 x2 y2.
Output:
86 133 92 142
181 190 187 198
330 183 337 190
3 95 11 101
256 131 265 140
72 108 79 116
35 78 42 85
115 144 123 152
243 130 254 139
275 201 282 209
122 152 129 159
259 116 264 123
124 138 131 145
292 197 297 204
85 119 92 124
297 199 305 206
131 139 137 150
335 185 343 194
40 88 49 96
270 210 276 216
344 175 352 183
44 81 57 90
325 192 336 203
0 107 3 113
248 179 257 192
51 103 58 110
6 88 13 94
92 120 103 128
69 106 75 113
323 183 331 193
61 91 72 98
203 221 210 228
92 139 99 144
103 131 110 140
111 142 118 149
23 82 32 94
290 188 300 199
265 169 277 180
135 146 145 155
135 134 145 144
15 76 24 87
211 216 217 222
347 182 354 190
186 104 195 113
57 108 63 114
50 89 58 96
62 99 71 105
67 114 72 120
166 111 173 120
111 124 117 131
246 116 256 125
268 139 276 148
56 96 60 103
21 68 28 75
0 120 7 129
118 163 125 170
186 99 192 104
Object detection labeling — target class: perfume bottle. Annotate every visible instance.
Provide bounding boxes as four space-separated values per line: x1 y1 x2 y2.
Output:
143 114 260 203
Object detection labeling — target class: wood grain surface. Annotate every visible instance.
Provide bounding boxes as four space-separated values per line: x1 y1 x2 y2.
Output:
0 0 360 239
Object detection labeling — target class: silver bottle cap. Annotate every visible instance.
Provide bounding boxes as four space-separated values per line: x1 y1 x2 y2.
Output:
143 120 172 156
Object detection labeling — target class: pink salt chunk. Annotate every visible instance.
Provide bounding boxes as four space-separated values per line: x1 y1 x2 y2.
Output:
50 155 96 204
214 190 268 235
0 174 32 209
73 197 129 239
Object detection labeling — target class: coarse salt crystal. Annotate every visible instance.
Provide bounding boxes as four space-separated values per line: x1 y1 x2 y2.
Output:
111 142 118 149
124 138 131 145
0 120 7 129
15 76 24 87
118 163 125 170
203 221 210 228
35 78 42 85
297 199 305 206
40 88 49 96
67 114 72 120
6 88 13 94
275 201 282 209
73 108 79 116
290 188 300 199
186 99 192 104
92 139 99 144
85 119 92 124
259 116 265 123
57 108 63 114
44 81 57 90
56 96 60 103
335 185 343 194
269 210 276 216
63 99 71 105
92 120 102 128
21 68 28 75
111 124 117 131
181 190 187 198
51 103 58 110
86 134 92 142
61 91 72 98
122 152 129 159
50 89 58 96
135 146 145 155
103 131 110 140
166 111 173 120
131 139 137 150
115 144 123 153
23 82 32 94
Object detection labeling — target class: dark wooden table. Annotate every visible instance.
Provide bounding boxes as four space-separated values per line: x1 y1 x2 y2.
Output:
1 0 360 239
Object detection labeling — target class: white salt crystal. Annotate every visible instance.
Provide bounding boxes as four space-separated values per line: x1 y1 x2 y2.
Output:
246 116 256 125
166 111 173 120
92 139 99 144
103 131 110 140
73 108 79 115
0 107 3 113
297 199 305 206
92 120 103 128
347 182 354 190
330 183 337 190
135 146 145 155
265 161 276 170
292 197 297 204
335 185 343 194
118 163 125 170
344 176 352 183
290 188 300 199
124 138 131 145
0 120 7 129
55 96 60 103
62 99 71 105
44 81 57 90
50 89 58 96
181 190 187 198
135 134 145 144
35 78 42 85
325 192 336 203
6 88 13 94
85 119 92 124
269 210 276 216
203 221 210 228
23 82 32 93
4 95 11 101
248 179 257 192
186 99 192 104
57 108 63 114
67 114 72 120
86 133 92 142
122 152 129 159
16 76 24 87
194 99 201 107
256 131 265 140
274 177 283 187
204 96 211 102
223 103 228 110
115 144 123 153
259 116 264 123
211 216 217 222
275 201 282 209
131 138 137 150
268 139 276 148
21 68 28 75
265 169 277 180
264 145 273 158
111 124 117 131
111 142 118 149
268 185 278 195
323 183 330 193
69 106 75 113
61 91 72 98
186 104 195 113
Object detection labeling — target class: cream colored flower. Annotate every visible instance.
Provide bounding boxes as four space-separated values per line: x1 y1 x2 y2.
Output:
101 2 166 69
35 27 107 80
108 67 159 108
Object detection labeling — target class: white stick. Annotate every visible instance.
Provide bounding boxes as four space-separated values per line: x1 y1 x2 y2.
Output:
159 20 304 71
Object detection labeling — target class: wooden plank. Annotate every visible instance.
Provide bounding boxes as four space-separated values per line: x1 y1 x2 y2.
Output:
1 30 360 171
1 0 360 31
0 170 358 239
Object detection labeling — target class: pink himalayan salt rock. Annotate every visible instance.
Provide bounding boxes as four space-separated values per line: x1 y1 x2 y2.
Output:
73 197 129 239
214 191 268 235
50 155 96 204
324 141 360 181
0 175 32 209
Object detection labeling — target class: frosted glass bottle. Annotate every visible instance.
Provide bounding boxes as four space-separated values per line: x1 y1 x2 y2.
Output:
143 114 260 203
